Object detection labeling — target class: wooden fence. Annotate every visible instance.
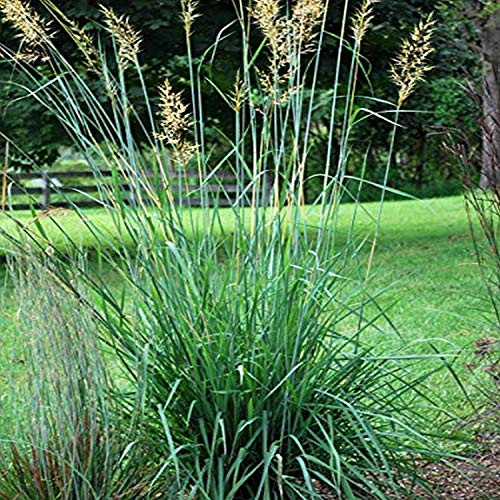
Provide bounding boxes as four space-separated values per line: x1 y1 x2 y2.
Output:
0 169 262 211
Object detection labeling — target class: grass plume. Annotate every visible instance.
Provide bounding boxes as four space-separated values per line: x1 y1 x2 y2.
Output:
291 0 326 48
100 5 141 66
180 0 199 38
157 77 196 167
0 0 52 61
352 0 379 44
65 18 100 71
390 13 436 107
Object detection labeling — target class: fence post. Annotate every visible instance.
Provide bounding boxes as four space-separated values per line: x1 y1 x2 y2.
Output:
41 170 50 210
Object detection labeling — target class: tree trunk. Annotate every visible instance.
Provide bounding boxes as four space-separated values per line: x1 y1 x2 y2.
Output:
478 5 500 188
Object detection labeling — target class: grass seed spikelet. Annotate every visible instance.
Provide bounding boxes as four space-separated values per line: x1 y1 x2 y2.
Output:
66 19 100 72
352 0 380 44
291 0 326 49
390 13 436 107
252 0 325 98
0 0 53 61
101 5 141 66
181 0 200 38
157 78 196 167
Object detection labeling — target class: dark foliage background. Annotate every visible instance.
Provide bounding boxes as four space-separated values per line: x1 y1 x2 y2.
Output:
0 0 480 200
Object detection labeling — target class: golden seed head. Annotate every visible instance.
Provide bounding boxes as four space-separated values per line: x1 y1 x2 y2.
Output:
251 0 325 98
351 0 379 44
174 140 197 168
181 0 200 37
100 6 141 65
390 13 436 107
157 78 197 167
0 0 53 60
157 78 196 166
67 19 99 71
251 0 287 62
291 0 326 47
231 70 247 112
157 78 191 146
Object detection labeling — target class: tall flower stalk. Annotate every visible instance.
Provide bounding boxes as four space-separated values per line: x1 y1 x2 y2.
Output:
366 13 436 279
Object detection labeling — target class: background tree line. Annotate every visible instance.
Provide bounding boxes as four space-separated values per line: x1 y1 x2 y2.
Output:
0 0 494 200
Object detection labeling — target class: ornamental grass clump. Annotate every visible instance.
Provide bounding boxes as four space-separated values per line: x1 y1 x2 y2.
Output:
0 0 461 497
0 260 161 499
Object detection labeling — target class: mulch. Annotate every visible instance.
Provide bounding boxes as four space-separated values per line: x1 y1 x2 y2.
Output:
409 443 499 499
308 440 499 499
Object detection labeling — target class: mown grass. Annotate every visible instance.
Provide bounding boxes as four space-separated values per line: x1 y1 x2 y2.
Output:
0 195 473 256
0 195 494 433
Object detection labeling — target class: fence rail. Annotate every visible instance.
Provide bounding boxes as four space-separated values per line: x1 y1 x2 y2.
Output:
1 169 257 211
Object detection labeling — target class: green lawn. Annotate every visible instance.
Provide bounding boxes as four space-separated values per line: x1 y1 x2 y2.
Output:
0 195 478 255
0 195 496 425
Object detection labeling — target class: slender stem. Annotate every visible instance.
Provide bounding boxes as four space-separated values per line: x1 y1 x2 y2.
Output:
320 0 350 218
365 106 401 281
2 141 9 211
